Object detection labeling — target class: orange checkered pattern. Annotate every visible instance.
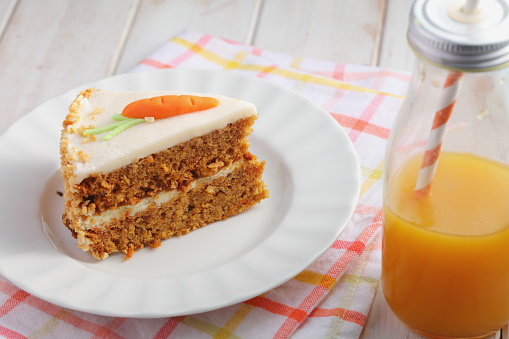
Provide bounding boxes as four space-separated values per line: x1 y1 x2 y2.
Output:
0 31 410 338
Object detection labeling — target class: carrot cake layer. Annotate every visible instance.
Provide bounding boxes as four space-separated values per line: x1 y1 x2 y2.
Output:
60 89 269 260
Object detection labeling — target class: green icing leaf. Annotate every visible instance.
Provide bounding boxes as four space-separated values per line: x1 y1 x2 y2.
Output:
102 118 145 141
82 115 146 140
83 119 129 136
110 114 130 121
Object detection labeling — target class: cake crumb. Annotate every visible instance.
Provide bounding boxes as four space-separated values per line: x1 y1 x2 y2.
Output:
77 151 90 162
205 185 217 194
79 125 99 143
87 107 103 121
62 119 74 127
124 247 135 260
81 135 97 143
207 160 224 169
149 239 161 249
78 125 93 135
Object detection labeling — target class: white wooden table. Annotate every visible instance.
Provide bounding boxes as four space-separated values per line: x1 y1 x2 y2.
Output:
0 1 504 337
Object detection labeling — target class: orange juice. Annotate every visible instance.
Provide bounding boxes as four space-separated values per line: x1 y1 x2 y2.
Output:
383 152 509 338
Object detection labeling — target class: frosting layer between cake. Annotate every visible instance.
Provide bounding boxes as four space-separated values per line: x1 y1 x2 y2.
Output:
77 164 238 229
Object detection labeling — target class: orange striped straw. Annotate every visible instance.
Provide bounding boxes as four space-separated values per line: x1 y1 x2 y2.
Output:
414 71 463 197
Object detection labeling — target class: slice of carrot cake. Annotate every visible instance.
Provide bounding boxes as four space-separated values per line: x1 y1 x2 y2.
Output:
60 89 269 260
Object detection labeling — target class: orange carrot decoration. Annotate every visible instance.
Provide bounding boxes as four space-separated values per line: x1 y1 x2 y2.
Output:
121 95 219 120
83 95 220 141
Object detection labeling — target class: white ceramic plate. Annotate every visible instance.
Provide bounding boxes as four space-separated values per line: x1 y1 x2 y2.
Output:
0 69 360 317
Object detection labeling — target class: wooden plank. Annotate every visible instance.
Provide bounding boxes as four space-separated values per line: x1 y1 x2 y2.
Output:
361 285 428 338
377 0 415 71
253 0 386 65
115 0 263 74
0 0 137 134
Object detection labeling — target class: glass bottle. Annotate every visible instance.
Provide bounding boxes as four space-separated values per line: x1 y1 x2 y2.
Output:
382 0 509 337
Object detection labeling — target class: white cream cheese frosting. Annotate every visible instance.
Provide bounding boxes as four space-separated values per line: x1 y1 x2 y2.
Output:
61 89 257 185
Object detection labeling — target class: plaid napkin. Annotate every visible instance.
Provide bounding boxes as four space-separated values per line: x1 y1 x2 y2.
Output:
0 30 410 338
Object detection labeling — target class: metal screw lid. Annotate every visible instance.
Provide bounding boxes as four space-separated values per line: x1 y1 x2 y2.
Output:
408 0 509 70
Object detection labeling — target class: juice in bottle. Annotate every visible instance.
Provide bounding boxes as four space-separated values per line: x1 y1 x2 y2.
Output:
383 152 509 338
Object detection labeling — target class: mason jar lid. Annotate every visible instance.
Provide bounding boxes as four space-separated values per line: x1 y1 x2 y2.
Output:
408 0 509 70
